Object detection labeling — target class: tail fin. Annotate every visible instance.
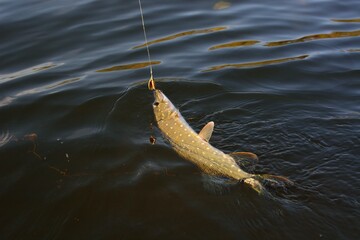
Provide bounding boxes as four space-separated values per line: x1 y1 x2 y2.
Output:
244 174 293 195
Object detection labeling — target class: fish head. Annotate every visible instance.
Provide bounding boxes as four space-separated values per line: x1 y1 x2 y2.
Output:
153 89 177 121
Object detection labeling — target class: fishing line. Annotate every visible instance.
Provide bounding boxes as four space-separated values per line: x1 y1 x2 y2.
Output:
138 0 154 82
105 1 153 120
138 0 157 143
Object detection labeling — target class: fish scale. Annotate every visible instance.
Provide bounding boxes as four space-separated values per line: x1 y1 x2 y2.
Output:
153 89 253 181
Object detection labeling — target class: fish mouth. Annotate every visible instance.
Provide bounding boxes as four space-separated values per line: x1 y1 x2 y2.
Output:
153 89 165 103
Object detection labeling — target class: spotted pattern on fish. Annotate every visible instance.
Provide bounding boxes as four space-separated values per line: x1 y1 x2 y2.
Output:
152 89 252 180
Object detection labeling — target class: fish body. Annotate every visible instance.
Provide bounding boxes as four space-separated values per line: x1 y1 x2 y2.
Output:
152 88 292 194
152 90 256 180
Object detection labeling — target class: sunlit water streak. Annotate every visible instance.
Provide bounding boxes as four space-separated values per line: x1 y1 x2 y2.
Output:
0 0 359 239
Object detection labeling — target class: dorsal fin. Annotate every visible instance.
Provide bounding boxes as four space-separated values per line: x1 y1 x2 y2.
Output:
198 121 214 142
228 152 258 172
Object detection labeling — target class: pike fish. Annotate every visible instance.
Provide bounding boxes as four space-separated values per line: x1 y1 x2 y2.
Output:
149 78 291 194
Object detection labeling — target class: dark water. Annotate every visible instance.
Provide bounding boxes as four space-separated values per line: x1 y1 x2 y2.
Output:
1 0 360 239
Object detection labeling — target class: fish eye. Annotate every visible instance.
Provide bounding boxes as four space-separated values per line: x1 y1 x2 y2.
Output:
153 102 159 107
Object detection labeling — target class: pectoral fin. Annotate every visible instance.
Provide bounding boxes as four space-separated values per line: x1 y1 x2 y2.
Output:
198 121 214 142
229 152 258 161
228 152 258 172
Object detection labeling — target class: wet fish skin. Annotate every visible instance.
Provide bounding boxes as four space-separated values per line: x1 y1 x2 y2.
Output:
152 89 255 181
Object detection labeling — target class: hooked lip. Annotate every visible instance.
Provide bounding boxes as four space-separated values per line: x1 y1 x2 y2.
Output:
153 89 164 103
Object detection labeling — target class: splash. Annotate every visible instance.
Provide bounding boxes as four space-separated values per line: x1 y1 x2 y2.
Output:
0 131 13 147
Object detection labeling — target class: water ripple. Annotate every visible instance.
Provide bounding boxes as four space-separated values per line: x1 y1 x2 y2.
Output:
0 62 63 84
332 18 360 23
96 61 161 72
213 1 231 10
0 131 13 147
0 76 83 107
132 26 227 49
0 0 359 239
265 29 360 47
202 54 309 72
208 40 260 50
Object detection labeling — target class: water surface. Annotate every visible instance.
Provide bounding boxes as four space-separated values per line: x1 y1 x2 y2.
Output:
0 0 359 239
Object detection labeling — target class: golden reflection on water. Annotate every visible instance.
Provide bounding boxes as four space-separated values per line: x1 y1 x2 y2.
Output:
346 49 360 52
96 61 161 72
265 29 360 47
15 76 83 97
202 55 308 72
209 40 260 50
132 27 227 49
0 76 83 107
213 1 231 10
0 62 62 83
332 18 360 23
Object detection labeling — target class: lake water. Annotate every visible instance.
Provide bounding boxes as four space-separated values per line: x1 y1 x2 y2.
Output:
0 0 359 239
